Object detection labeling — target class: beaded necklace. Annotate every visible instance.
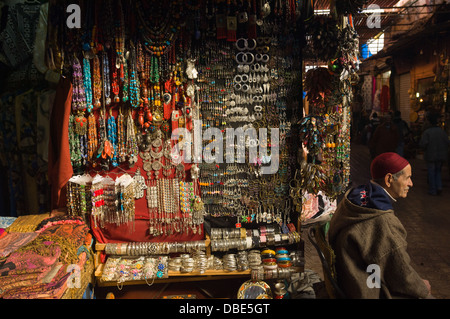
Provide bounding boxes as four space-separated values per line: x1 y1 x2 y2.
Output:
126 110 139 166
138 44 149 108
87 112 98 167
71 56 86 112
72 57 88 141
69 114 82 169
97 110 111 171
135 0 183 56
149 55 160 84
107 112 118 167
111 67 120 103
92 55 102 109
117 109 127 163
82 57 94 112
129 46 140 108
122 60 129 103
102 52 112 106
115 0 126 65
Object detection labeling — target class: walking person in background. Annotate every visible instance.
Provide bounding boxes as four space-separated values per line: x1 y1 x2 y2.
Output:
364 112 380 145
369 113 399 159
419 113 449 196
393 111 410 157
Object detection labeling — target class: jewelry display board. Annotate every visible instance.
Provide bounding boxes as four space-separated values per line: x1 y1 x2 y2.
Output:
47 0 357 292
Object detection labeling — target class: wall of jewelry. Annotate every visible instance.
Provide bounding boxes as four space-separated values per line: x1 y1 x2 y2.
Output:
49 0 310 286
292 9 360 223
196 8 302 235
55 0 303 235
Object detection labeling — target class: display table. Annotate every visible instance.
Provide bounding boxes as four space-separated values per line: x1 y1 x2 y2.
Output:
93 233 304 289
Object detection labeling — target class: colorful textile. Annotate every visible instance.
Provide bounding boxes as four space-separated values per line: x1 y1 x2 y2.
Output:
6 214 50 233
0 232 38 257
0 215 92 298
0 217 16 229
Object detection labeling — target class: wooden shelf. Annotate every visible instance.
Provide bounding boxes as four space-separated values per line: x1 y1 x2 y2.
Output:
93 234 303 287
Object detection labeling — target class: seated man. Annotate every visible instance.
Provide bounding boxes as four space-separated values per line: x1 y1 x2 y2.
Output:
328 152 433 298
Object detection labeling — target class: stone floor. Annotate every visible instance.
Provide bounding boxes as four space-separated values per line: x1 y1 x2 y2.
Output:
303 143 450 299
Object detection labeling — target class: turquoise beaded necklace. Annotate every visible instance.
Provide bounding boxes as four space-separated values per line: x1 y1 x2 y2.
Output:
83 57 93 112
107 112 118 167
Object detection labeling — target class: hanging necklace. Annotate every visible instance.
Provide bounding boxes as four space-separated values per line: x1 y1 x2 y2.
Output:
102 52 112 106
117 108 127 163
92 55 102 109
126 110 139 167
138 44 149 108
71 56 86 112
72 56 88 136
149 55 160 84
129 45 140 108
69 114 82 169
111 67 120 103
115 0 126 66
97 109 112 170
87 112 98 167
135 0 183 56
83 57 93 112
122 59 129 103
107 111 118 167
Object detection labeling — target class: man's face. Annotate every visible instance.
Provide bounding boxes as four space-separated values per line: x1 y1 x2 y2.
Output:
388 164 413 198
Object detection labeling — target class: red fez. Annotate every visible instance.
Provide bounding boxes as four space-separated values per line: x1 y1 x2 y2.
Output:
370 152 410 180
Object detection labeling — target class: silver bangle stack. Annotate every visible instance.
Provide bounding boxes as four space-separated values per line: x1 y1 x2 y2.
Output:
236 250 249 271
104 241 207 256
247 249 262 269
223 253 237 272
180 254 195 273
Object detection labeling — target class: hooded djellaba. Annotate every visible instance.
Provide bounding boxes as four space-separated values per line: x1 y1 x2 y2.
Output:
328 153 431 299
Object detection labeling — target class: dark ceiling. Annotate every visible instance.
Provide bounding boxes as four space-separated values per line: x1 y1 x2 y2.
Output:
313 0 401 44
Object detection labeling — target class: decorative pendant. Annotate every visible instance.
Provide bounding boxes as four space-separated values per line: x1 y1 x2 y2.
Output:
74 113 88 135
133 168 147 199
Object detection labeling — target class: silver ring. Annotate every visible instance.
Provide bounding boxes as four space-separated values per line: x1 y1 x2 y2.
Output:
251 63 261 72
235 52 247 64
235 38 247 51
247 38 257 51
245 52 255 64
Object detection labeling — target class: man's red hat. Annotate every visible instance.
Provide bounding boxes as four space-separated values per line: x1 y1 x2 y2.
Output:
370 152 410 180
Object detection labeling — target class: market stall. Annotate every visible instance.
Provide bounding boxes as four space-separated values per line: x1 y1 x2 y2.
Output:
0 0 359 299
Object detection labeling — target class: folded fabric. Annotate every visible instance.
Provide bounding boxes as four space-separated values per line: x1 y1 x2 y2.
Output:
6 214 50 233
0 232 39 257
0 217 17 229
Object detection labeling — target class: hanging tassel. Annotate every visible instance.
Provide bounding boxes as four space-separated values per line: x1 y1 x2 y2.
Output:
226 15 237 42
216 14 227 39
